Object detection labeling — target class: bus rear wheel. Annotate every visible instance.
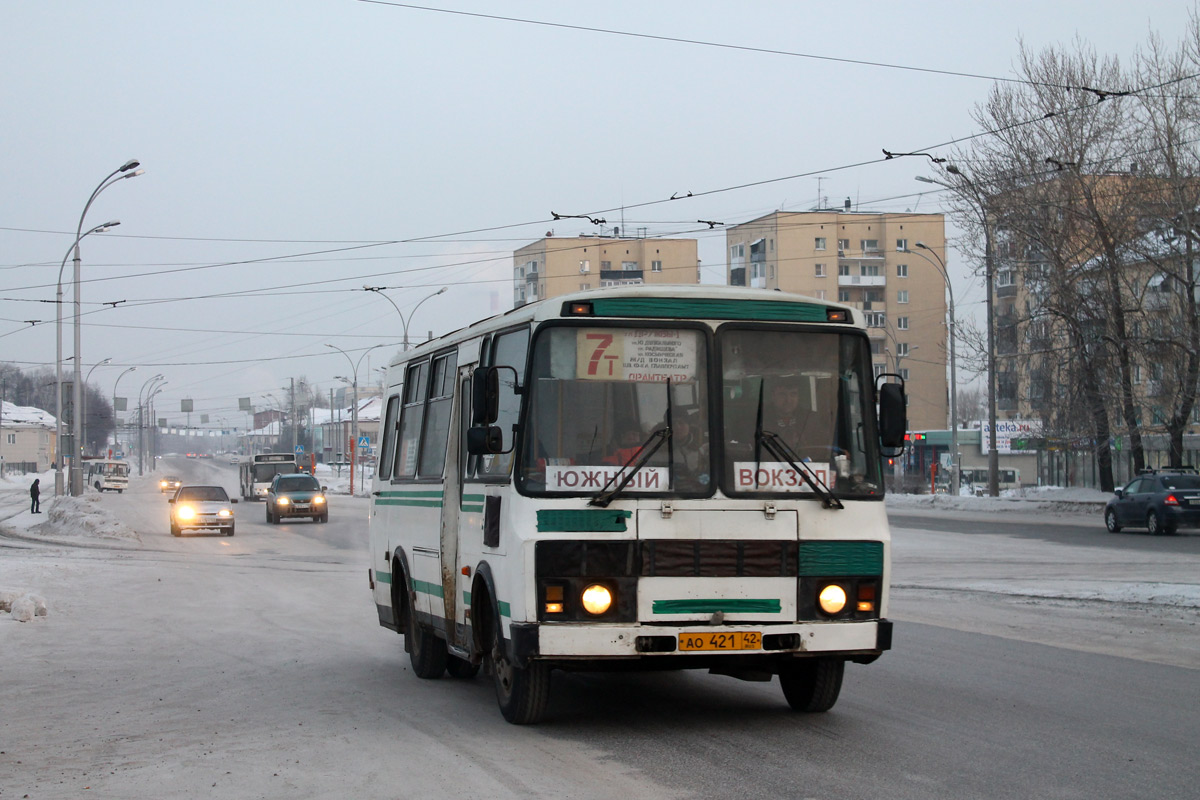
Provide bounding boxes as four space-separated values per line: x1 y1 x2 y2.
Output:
779 658 844 712
406 586 447 679
487 613 549 724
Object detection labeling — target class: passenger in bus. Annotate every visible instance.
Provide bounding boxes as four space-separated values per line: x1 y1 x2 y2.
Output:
672 413 710 488
763 382 803 449
604 424 646 466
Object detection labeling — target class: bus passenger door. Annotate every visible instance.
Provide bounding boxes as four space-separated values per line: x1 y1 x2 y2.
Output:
437 363 472 646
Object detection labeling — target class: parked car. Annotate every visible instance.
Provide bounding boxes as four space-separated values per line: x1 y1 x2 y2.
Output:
265 473 328 524
1104 469 1200 534
159 475 183 494
169 485 237 536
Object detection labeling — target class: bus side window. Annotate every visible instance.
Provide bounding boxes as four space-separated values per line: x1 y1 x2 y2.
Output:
418 351 458 478
377 394 401 482
460 376 476 480
477 327 529 479
394 362 428 480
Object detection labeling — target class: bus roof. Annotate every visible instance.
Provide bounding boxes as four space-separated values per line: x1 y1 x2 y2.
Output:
387 285 861 369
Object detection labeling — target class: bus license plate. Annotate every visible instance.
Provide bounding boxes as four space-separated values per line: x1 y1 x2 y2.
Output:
678 631 762 651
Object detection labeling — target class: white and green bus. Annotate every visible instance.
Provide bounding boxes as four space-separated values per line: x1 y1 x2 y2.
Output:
368 285 906 723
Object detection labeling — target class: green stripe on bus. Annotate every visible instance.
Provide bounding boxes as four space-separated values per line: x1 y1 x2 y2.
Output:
798 541 884 576
376 499 443 508
412 579 445 599
376 570 392 584
376 490 445 498
463 591 510 619
652 599 782 615
537 509 632 532
461 493 485 512
590 297 830 322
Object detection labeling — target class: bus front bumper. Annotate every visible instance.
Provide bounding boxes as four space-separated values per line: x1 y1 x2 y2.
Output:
513 619 892 665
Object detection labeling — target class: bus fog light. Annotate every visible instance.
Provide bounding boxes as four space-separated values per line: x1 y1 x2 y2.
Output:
856 601 874 612
581 584 613 615
818 584 847 615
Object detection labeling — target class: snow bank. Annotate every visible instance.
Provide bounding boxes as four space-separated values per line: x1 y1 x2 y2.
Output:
887 484 1110 515
40 495 142 543
0 589 47 622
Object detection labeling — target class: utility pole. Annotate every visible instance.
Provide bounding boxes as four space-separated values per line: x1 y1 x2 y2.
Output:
290 378 297 455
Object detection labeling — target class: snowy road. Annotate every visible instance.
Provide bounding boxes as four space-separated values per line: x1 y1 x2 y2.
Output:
1 468 1198 799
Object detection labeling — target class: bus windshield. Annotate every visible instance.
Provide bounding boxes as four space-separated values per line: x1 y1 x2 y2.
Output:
519 325 711 496
518 323 883 499
719 328 882 498
252 463 293 483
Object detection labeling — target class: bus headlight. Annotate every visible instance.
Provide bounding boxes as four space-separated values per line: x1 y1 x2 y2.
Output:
177 506 196 521
818 584 848 615
581 584 613 615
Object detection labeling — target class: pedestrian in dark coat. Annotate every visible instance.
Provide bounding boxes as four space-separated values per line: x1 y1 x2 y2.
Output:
30 478 41 514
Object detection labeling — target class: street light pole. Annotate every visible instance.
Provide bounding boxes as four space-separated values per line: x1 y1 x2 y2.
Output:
55 221 119 495
112 366 137 456
915 242 959 496
918 170 999 496
328 343 385 494
137 374 164 476
70 159 143 495
364 286 446 350
82 357 112 459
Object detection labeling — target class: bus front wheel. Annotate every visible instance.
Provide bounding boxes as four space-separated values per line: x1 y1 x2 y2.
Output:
488 613 549 724
779 658 844 713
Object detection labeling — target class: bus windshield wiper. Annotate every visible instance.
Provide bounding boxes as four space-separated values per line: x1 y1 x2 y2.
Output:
589 428 671 508
755 430 844 510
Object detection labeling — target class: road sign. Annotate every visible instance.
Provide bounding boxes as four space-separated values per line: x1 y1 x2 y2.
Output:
357 436 370 447
295 445 305 454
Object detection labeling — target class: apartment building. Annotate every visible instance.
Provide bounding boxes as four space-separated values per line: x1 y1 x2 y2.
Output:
725 208 949 432
513 234 700 307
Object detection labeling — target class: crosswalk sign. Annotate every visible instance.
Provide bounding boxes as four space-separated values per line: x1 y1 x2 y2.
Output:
295 445 305 454
357 436 370 447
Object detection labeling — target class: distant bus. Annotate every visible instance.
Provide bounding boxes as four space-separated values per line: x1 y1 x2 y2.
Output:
86 459 129 493
239 453 298 500
961 468 1020 491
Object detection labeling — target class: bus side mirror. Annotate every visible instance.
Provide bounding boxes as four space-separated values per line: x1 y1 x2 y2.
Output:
472 367 500 425
876 376 907 450
472 365 518 426
466 425 504 455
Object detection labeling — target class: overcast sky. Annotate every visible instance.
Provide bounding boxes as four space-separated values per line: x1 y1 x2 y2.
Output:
1 1 1193 429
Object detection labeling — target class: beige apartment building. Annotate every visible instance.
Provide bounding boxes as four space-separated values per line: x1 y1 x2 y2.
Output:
725 209 950 432
513 234 700 307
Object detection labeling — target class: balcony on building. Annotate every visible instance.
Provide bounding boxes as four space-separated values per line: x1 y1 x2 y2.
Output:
838 274 887 287
602 270 643 282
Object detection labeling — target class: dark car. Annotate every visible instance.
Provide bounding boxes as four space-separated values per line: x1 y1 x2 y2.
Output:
1104 469 1200 534
265 473 328 524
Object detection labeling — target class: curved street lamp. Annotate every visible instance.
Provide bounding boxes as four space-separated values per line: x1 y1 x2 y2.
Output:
70 160 143 495
137 374 165 476
327 344 386 492
363 286 446 350
111 366 137 455
917 171 998 495
54 220 119 495
913 242 960 496
81 357 112 458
